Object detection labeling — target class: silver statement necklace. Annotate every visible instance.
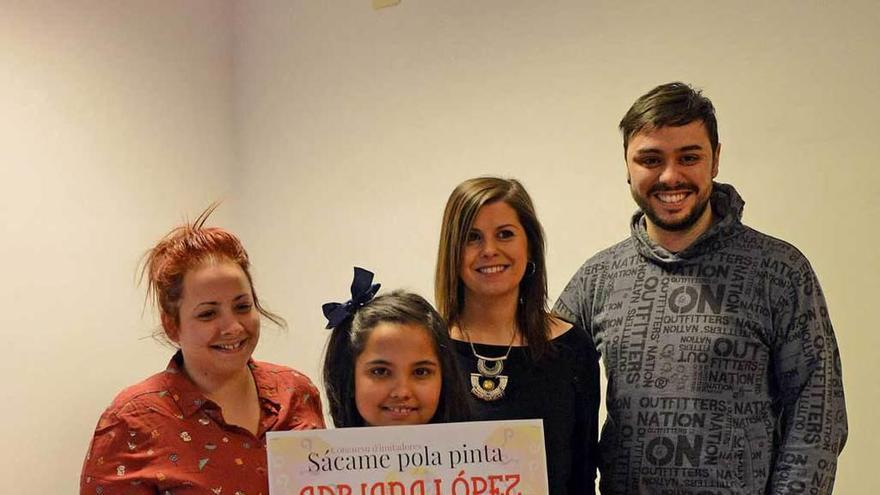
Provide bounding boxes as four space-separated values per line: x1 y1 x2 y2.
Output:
462 326 517 402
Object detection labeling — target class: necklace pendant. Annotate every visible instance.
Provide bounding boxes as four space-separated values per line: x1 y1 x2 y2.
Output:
461 325 517 402
477 358 504 377
470 373 508 401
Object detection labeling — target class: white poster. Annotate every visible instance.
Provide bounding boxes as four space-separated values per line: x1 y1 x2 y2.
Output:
267 419 548 495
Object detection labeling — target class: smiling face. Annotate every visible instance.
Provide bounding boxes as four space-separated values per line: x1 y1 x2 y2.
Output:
459 201 529 303
354 322 442 426
170 260 260 381
626 120 720 237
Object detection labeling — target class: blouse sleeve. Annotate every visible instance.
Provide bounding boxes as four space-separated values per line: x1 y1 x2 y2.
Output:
80 406 159 495
272 369 326 430
295 378 326 429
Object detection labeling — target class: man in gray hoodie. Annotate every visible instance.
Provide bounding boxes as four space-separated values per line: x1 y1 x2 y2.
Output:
554 82 847 494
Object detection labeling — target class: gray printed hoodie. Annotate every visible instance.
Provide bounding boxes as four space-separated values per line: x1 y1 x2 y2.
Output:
554 182 847 495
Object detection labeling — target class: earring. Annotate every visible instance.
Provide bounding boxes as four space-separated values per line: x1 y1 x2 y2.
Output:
525 261 536 277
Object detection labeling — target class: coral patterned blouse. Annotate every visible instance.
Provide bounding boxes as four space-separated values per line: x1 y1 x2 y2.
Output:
80 353 324 495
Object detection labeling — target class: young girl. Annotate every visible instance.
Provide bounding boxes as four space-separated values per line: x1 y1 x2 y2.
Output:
322 267 470 427
80 207 324 495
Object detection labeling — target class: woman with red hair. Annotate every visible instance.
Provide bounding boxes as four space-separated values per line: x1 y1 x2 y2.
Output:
80 207 324 495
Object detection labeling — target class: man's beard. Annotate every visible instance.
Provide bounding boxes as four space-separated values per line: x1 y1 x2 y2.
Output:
631 182 711 232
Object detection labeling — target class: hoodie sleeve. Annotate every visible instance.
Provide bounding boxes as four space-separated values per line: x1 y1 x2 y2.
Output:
554 264 592 330
554 250 612 333
768 255 847 494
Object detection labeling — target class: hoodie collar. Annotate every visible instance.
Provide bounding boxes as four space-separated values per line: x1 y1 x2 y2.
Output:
630 182 745 266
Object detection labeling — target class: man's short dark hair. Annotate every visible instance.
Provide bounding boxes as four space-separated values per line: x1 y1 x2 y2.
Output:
619 82 718 155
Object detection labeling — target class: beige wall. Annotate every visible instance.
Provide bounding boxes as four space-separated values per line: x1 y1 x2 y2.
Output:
0 1 236 492
234 2 877 490
2 0 876 492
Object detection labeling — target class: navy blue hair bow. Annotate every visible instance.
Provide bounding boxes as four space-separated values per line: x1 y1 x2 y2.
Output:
322 267 381 329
